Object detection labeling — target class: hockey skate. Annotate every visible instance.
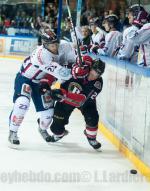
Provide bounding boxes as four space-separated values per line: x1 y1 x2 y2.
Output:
37 119 52 142
8 130 20 148
84 130 101 150
49 130 69 142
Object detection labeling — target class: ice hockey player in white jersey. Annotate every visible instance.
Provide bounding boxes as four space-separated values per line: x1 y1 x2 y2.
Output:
128 22 150 66
117 4 149 63
8 28 76 147
89 17 106 48
91 15 122 57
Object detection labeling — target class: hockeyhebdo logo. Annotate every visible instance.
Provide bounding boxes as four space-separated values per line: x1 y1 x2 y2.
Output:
0 170 88 184
0 170 145 184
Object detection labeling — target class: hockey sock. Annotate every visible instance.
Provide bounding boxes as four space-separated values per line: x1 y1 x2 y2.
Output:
9 96 30 132
38 109 54 130
85 125 98 139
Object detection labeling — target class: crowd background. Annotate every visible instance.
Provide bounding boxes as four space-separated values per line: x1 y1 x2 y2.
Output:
0 0 58 36
0 0 150 65
0 0 149 36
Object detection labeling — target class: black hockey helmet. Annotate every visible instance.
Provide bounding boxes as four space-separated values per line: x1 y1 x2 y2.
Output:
104 14 119 28
128 4 149 25
40 28 59 44
91 59 105 76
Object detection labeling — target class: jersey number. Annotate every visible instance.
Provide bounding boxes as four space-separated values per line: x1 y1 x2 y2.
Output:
45 65 57 72
91 92 98 100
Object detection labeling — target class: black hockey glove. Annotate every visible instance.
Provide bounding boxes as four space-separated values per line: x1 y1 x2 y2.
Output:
50 89 64 101
91 46 99 54
39 81 50 95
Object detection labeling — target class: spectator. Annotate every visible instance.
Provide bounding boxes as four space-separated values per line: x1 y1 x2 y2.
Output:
14 11 22 28
0 19 6 34
80 25 92 46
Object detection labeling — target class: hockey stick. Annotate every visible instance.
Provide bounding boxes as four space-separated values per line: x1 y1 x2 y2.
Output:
65 0 83 66
31 23 41 36
138 0 141 6
79 90 95 107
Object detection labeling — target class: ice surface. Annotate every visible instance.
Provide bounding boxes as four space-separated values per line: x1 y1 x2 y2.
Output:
0 58 149 191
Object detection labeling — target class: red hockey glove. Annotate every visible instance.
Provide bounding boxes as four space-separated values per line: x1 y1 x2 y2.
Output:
76 55 93 67
72 64 90 79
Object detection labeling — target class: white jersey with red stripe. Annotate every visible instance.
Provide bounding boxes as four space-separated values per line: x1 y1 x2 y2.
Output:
98 30 122 57
91 29 106 47
117 25 139 63
128 23 150 66
20 43 76 83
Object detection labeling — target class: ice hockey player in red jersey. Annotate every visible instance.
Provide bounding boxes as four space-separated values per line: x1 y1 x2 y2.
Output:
40 55 105 150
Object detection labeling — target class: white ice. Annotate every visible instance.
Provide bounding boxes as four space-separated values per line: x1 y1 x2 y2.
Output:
0 58 149 191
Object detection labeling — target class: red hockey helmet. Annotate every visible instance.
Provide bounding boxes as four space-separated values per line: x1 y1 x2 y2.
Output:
76 55 93 67
128 4 149 26
133 10 149 26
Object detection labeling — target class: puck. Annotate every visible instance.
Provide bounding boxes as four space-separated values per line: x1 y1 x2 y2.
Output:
130 169 137 174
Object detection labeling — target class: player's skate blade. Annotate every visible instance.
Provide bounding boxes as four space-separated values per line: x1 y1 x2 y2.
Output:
87 139 101 150
38 127 52 142
37 118 52 142
8 130 20 149
84 130 101 150
49 130 69 142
